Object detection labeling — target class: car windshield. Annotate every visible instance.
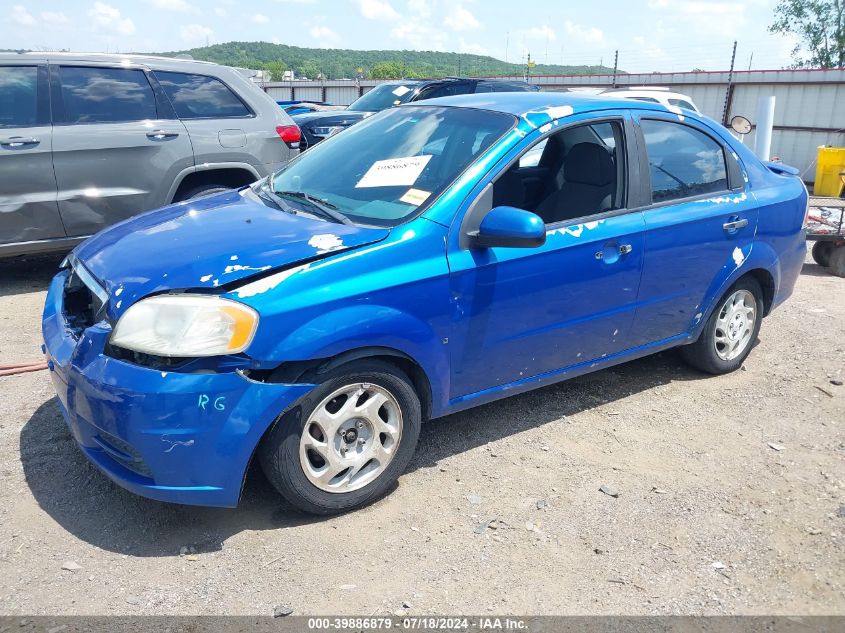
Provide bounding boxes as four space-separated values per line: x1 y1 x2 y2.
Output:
347 83 419 112
270 106 515 226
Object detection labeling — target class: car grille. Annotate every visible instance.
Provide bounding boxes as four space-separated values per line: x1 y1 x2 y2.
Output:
93 429 153 479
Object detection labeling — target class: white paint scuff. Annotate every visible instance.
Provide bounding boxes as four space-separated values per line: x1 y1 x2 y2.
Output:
235 263 310 299
732 246 745 267
308 233 345 254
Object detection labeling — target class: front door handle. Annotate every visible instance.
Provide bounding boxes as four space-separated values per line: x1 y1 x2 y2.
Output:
146 130 179 140
723 218 749 232
596 243 634 261
0 136 40 147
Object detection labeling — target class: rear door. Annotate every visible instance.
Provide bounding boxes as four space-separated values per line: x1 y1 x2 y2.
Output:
628 114 758 346
0 62 64 246
50 63 193 237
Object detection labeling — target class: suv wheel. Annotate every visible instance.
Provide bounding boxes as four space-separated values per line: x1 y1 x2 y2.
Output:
259 359 422 515
180 184 231 201
681 277 763 375
811 241 834 268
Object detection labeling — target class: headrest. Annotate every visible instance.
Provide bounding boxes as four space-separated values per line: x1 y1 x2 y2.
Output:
564 143 614 186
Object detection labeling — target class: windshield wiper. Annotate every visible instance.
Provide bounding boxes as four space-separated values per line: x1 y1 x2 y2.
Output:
252 180 297 215
277 190 352 225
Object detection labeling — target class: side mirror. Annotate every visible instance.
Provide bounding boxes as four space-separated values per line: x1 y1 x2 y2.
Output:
470 206 546 249
730 115 752 135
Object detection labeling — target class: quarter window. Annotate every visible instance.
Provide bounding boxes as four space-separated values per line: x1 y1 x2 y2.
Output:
59 67 157 124
0 66 38 128
155 71 251 119
641 119 727 203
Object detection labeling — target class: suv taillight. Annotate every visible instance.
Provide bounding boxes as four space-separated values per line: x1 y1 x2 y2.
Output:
276 125 301 149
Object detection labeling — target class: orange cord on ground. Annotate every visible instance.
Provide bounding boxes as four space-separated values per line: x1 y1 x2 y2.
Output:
0 361 49 377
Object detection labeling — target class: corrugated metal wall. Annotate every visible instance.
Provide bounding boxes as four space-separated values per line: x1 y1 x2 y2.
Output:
260 69 845 182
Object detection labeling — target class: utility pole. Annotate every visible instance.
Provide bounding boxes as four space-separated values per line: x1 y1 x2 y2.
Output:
612 50 619 88
747 52 754 71
721 40 738 126
457 54 462 77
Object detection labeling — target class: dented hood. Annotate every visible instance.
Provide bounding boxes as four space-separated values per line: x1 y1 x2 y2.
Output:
73 188 389 319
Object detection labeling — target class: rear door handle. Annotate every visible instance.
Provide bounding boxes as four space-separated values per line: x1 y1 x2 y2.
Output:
146 130 179 140
723 218 749 232
0 137 39 147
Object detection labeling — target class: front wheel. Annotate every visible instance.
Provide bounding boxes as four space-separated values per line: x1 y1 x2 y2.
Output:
681 277 763 375
259 359 422 515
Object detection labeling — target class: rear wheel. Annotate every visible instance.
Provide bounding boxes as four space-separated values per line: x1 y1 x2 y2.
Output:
259 359 421 515
681 277 763 375
828 244 845 278
811 241 834 267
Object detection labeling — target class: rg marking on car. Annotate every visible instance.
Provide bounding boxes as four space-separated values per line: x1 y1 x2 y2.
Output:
43 92 808 514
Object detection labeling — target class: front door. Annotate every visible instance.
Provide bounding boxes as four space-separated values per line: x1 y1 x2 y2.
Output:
50 64 193 237
446 115 646 400
0 63 64 246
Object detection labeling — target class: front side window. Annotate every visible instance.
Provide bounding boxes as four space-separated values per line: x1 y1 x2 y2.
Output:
59 67 157 124
155 71 250 119
0 66 37 128
641 119 727 203
494 120 626 225
270 106 515 226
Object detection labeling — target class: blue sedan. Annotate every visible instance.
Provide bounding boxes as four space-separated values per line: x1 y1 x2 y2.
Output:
42 93 808 514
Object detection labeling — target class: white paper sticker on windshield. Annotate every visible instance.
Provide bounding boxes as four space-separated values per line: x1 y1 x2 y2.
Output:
392 85 411 97
356 155 432 188
400 188 431 206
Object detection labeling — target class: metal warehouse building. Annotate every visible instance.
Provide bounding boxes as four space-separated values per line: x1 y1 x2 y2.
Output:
262 68 845 184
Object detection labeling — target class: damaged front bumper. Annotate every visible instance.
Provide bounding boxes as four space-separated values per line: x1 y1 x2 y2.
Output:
42 270 315 508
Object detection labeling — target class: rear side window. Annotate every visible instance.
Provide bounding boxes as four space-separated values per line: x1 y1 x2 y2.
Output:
668 98 696 111
641 119 728 203
155 71 250 119
416 82 470 100
59 67 157 124
0 66 37 128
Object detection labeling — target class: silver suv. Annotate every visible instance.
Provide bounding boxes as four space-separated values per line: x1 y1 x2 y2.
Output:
0 52 301 257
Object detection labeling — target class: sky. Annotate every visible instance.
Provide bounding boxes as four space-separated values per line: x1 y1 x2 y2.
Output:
0 0 800 73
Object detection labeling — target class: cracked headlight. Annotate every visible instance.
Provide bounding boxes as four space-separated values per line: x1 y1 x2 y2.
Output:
111 295 258 357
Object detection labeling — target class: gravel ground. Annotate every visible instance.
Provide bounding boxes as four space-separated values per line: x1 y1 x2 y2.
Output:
0 250 843 616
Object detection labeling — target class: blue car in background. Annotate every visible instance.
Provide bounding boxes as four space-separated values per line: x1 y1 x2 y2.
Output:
42 93 808 514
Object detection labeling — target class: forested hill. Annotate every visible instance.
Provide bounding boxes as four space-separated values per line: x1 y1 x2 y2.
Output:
156 41 617 80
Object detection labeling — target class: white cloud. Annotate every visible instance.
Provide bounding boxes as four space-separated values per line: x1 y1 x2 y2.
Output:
358 0 400 21
148 0 194 11
647 0 669 8
309 24 340 44
391 22 447 51
180 23 213 44
40 11 70 26
444 5 479 32
252 13 270 24
214 7 227 16
407 0 431 18
10 5 35 26
88 3 136 36
563 20 604 45
458 37 487 55
517 25 557 44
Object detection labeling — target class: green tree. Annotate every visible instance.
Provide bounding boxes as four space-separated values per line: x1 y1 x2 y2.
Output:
263 60 288 81
369 62 404 79
297 60 320 79
770 0 845 68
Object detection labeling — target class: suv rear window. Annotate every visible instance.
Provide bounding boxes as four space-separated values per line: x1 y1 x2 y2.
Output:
0 66 37 128
59 66 158 124
155 71 251 119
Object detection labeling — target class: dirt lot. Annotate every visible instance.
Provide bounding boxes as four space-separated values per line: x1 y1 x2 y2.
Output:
0 251 843 616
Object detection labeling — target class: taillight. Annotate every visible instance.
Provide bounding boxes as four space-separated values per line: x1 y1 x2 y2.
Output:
276 125 301 149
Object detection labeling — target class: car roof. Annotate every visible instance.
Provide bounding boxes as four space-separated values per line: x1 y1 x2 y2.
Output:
0 51 227 71
406 91 669 116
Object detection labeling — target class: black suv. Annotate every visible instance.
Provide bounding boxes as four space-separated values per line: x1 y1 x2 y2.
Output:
292 78 539 150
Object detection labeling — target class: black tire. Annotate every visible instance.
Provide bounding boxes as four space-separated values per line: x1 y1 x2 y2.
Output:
258 359 422 515
680 276 764 375
811 241 834 267
828 245 845 278
179 184 231 201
